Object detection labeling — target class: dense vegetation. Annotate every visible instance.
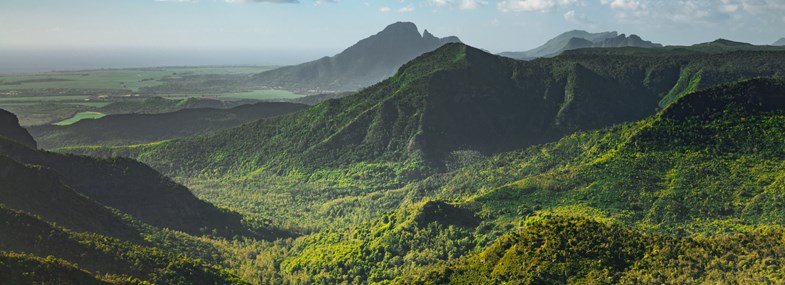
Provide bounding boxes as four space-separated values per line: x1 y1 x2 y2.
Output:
30 102 307 149
6 41 785 284
68 43 785 232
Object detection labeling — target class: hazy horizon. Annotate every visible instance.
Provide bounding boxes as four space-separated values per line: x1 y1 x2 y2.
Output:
2 0 784 73
0 46 337 74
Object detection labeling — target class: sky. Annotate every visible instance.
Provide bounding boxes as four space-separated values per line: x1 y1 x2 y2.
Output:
1 0 784 71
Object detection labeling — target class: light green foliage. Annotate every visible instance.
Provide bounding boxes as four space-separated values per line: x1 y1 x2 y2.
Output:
54 111 106 125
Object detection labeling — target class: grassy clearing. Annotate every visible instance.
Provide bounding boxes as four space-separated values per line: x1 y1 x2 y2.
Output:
54 111 106 126
220 89 304 100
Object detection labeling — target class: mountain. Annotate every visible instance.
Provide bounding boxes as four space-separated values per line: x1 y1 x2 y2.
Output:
0 109 36 149
269 78 785 284
0 206 247 284
0 155 143 242
78 43 785 182
0 109 255 239
251 22 461 92
29 101 307 149
499 30 662 59
0 109 252 283
0 252 114 285
773 37 785 46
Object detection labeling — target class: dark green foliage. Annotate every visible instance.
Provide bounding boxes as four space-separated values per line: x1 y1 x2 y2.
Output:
0 206 247 285
0 109 36 148
0 155 144 242
0 252 116 285
30 102 307 149
431 78 785 234
0 117 256 240
99 96 252 115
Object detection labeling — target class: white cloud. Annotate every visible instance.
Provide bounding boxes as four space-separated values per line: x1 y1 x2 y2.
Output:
563 9 592 24
427 0 486 10
398 4 415 12
600 0 642 10
378 3 415 13
225 0 299 3
156 0 199 2
497 0 578 12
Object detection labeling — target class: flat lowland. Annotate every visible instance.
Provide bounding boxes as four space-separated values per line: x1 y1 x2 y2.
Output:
0 66 277 92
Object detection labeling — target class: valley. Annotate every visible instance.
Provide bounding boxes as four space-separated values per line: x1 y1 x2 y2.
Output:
2 11 785 285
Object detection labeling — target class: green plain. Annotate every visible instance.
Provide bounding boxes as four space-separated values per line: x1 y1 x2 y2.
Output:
0 95 91 102
54 111 106 126
0 66 277 92
220 89 304 100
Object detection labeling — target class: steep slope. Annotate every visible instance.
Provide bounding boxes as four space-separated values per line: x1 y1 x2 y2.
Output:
252 22 461 92
0 109 36 148
775 37 785 46
0 115 254 239
0 252 114 285
0 206 247 284
499 30 661 59
30 102 307 149
0 155 143 242
273 78 785 284
432 78 785 232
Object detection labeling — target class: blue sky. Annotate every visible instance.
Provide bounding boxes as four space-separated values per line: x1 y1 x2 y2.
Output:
1 0 784 62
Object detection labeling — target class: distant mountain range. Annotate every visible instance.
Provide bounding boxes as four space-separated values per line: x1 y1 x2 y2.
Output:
252 22 460 92
774 37 785 46
500 30 662 59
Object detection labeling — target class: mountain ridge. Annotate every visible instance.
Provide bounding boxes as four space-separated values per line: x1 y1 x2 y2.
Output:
251 22 461 92
499 30 661 59
69 43 785 195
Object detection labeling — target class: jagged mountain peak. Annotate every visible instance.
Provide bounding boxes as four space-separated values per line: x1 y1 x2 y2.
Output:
253 22 461 92
499 30 659 59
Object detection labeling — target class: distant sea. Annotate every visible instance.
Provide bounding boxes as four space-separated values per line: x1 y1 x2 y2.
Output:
0 47 334 74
